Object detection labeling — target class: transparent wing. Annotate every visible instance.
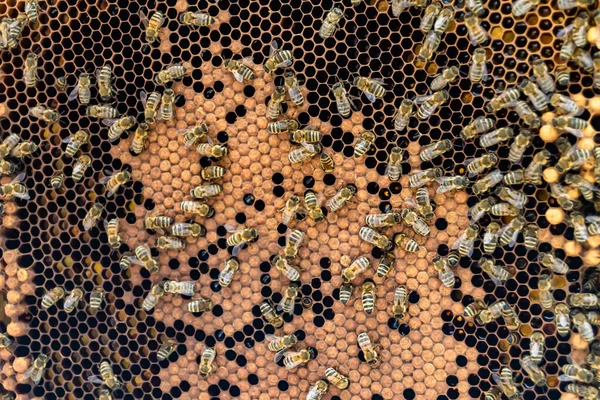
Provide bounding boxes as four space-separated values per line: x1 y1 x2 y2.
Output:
11 172 26 184
557 24 575 39
87 375 105 385
98 174 112 184
586 215 600 223
269 40 279 56
274 348 287 363
265 334 279 343
363 90 377 103
101 118 120 126
231 243 244 257
564 127 583 137
224 224 238 232
481 61 489 81
468 30 479 46
23 366 34 379
279 59 293 68
62 136 74 144
179 282 196 296
140 90 147 106
558 374 575 382
242 56 254 64
139 10 149 28
451 231 466 250
231 70 244 82
67 84 80 101
12 191 30 200
414 93 434 104
489 273 504 286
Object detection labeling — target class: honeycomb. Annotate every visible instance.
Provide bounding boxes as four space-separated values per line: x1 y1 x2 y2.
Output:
0 0 600 398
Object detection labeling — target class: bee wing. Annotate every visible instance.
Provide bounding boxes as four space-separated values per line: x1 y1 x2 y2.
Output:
564 126 584 137
224 224 238 232
557 24 575 39
488 272 504 286
265 334 280 343
363 90 377 103
231 243 244 257
67 84 80 101
140 90 147 106
71 162 84 175
451 231 466 250
558 374 575 382
242 56 255 65
274 348 287 363
467 30 480 46
279 59 293 68
586 215 600 223
11 172 26 184
63 293 78 309
139 10 149 28
269 40 279 56
414 94 434 104
481 60 489 81
87 375 105 385
369 78 387 86
231 70 244 83
23 365 34 380
495 223 512 239
98 172 113 184
301 142 317 152
101 118 120 126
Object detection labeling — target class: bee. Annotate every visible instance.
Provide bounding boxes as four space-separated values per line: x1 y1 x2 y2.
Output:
485 88 521 113
30 105 60 124
157 339 177 362
23 51 40 88
508 130 531 163
304 190 325 222
354 131 375 159
282 348 316 370
522 224 539 250
276 195 301 226
492 367 521 399
433 7 454 34
466 0 485 16
63 288 83 313
103 116 136 143
267 86 286 120
260 300 284 328
359 226 393 251
179 201 214 220
306 380 329 400
215 257 241 287
550 94 584 117
376 252 396 278
54 75 69 93
354 76 387 102
177 124 208 148
509 101 541 128
524 150 550 185
0 331 13 352
512 0 540 17
497 216 525 248
6 14 27 49
552 116 588 137
134 244 159 274
141 91 161 124
289 143 321 163
393 99 414 131
569 293 599 308
264 39 294 74
88 105 120 120
484 386 503 400
266 333 298 358
89 288 105 312
339 282 354 304
393 233 420 253
436 175 469 194
0 134 20 159
196 142 227 160
587 215 600 236
528 60 555 95
465 154 498 177
480 258 511 285
62 130 89 158
555 303 571 337
140 10 165 43
537 274 554 309
392 286 409 320
412 188 435 220
283 229 304 259
224 58 255 82
191 184 223 199
144 215 173 232
357 332 379 366
570 212 590 243
7 141 36 160
549 182 579 211
452 225 478 257
160 89 177 122
408 168 443 188
464 300 487 319
179 11 215 27
400 207 430 236
342 256 370 282
433 255 455 288
201 165 226 181
538 251 568 274
464 12 489 46
361 280 376 314
319 153 335 173
566 383 600 399
420 2 442 33
521 355 547 386
0 17 11 50
289 128 322 145
41 287 64 310
325 367 349 389
142 282 165 311
479 127 514 148
326 184 356 212
415 90 448 120
99 170 131 197
24 354 48 385
594 54 600 89
104 218 121 249
318 7 343 39
557 141 591 173
482 222 501 254
0 172 28 200
490 203 520 217
24 0 40 24
171 222 206 238
198 347 217 377
119 252 136 271
572 48 594 73
332 82 358 118
559 12 589 47
420 139 452 162
224 226 257 255
187 298 213 313
156 236 185 250
95 64 115 101
477 300 506 324
82 203 103 231
130 123 150 155
68 73 92 105
163 280 195 296
278 284 299 314
469 48 488 83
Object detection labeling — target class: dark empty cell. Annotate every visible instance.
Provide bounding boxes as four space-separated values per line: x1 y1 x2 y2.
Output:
303 176 315 188
226 112 237 123
435 218 448 230
255 200 265 211
272 173 284 184
278 380 289 391
248 374 259 385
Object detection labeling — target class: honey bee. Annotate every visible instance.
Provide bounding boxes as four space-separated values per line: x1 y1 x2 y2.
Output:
497 216 525 248
177 124 208 148
339 282 354 304
0 134 20 159
224 226 257 255
381 146 402 180
0 18 11 50
191 184 223 199
523 224 539 249
408 167 443 188
30 105 60 124
527 60 555 96
402 207 431 236
354 76 387 103
433 255 455 288
508 130 531 163
0 331 13 352
325 367 349 389
304 190 325 222
187 298 213 313
267 86 286 120
538 251 568 274
420 139 452 162
277 195 301 226
509 101 541 128
318 7 343 39
537 274 554 309
264 40 294 73
552 116 588 137
485 88 521 113
332 82 358 118
354 131 375 158
260 300 284 328
68 73 92 105
465 154 498 177
289 128 322 145
24 0 40 24
394 233 420 253
521 355 547 386
392 286 409 320
119 252 136 271
469 48 488 83
361 280 376 314
464 12 489 46
469 197 496 223
289 143 321 163
320 153 335 173
283 229 304 259
179 11 215 27
88 105 120 120
156 236 185 250
144 214 173 232
523 150 550 185
477 300 506 324
550 182 579 211
490 203 520 217
326 184 356 212
103 116 136 143
6 14 27 49
89 288 105 312
156 339 177 362
480 258 511 285
554 65 571 87
359 226 393 251
198 347 217 377
420 2 442 33
163 280 195 296
99 169 131 197
393 99 414 131
141 91 161 123
357 332 379 366
171 222 206 238
574 49 594 73
376 252 396 278
550 94 584 117
452 225 478 257
587 215 600 236
433 7 454 34
9 141 37 159
278 284 299 314
569 293 600 308
130 123 150 155
565 383 599 399
92 64 115 101
201 165 226 181
559 11 589 47
141 10 165 44
196 142 227 159
142 282 165 311
391 0 427 16
41 287 64 310
266 333 298 360
134 244 159 274
415 90 448 120
160 89 178 122
569 212 590 243
306 380 329 400
484 386 503 400
492 367 521 399
512 0 540 17
482 222 501 254
62 130 89 158
555 303 571 336
479 127 514 148
342 256 370 283
267 119 299 136
431 66 460 92
24 354 48 385
464 300 487 319
63 288 83 313
282 348 316 370
436 175 469 194
82 202 103 231
224 58 255 82
216 257 241 287
23 51 40 88
104 218 121 249
179 201 214 219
